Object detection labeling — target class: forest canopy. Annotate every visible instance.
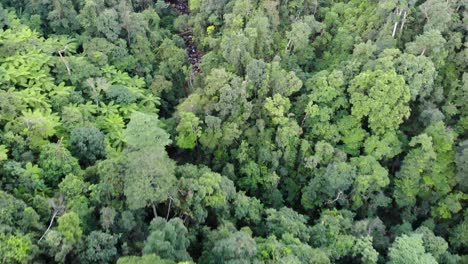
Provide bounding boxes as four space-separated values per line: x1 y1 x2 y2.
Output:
0 0 466 263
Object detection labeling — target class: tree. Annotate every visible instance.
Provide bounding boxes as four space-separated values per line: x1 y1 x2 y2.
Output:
20 109 60 149
58 174 86 200
105 85 137 105
46 0 81 34
221 31 251 73
414 226 449 262
394 122 461 219
266 59 303 97
352 236 379 264
0 233 32 264
0 191 41 234
244 14 273 58
256 234 331 263
265 207 311 242
79 231 118 264
350 155 390 211
286 16 322 54
175 164 236 224
118 0 147 45
57 211 82 243
38 143 81 186
302 161 356 209
310 209 357 260
143 217 191 262
70 127 106 165
387 234 437 264
122 112 176 211
394 133 435 209
117 254 175 264
419 0 453 32
302 70 347 143
455 140 468 192
44 230 74 263
349 69 411 135
405 30 447 67
156 38 188 81
449 214 468 252
0 145 8 161
123 112 171 149
96 8 122 41
211 230 257 264
176 111 201 149
264 94 291 126
394 53 436 101
43 211 83 263
234 192 264 225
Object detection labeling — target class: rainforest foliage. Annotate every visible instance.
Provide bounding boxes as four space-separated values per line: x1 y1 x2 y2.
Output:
0 0 467 263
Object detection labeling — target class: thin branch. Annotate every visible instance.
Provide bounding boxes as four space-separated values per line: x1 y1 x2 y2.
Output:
39 195 66 241
166 197 172 221
420 47 426 56
57 45 71 77
392 22 399 38
285 39 292 54
39 210 58 241
300 113 308 128
399 11 407 35
152 204 158 218
327 191 346 205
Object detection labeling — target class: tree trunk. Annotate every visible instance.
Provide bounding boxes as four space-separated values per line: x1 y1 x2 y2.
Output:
39 210 58 241
152 204 158 218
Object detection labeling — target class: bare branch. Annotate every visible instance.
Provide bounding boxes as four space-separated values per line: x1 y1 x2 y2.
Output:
421 47 426 56
166 197 173 221
152 204 158 218
57 45 71 77
39 195 66 241
327 191 346 205
39 210 58 241
392 22 399 38
399 11 407 35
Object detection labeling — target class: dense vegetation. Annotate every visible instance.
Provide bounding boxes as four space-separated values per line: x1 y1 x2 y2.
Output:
0 0 466 263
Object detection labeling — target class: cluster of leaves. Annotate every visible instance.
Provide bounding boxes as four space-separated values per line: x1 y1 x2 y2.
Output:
0 0 466 263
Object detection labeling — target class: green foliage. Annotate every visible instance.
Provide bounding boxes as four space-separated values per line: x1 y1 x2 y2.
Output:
117 254 176 264
265 207 311 242
175 164 236 223
0 145 8 161
352 236 379 264
394 121 464 220
38 143 81 186
0 0 465 263
79 231 118 264
124 111 172 150
0 190 41 234
349 69 411 135
143 217 191 262
176 112 201 149
44 230 74 263
70 127 106 165
302 161 356 209
58 174 86 200
211 230 257 263
310 209 357 260
0 233 32 264
387 234 438 264
20 109 60 149
350 155 390 210
119 112 177 210
57 212 82 243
